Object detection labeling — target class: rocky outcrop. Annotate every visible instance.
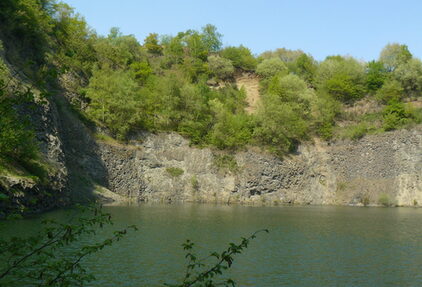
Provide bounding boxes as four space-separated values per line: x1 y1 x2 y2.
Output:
93 127 422 207
2 87 420 213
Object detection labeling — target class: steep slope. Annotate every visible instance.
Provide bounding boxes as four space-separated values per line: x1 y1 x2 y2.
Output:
235 73 261 114
92 127 422 207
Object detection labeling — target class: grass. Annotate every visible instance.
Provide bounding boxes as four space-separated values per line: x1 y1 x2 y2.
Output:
213 154 239 174
191 175 199 191
378 193 394 207
0 156 50 185
94 132 117 143
166 167 184 177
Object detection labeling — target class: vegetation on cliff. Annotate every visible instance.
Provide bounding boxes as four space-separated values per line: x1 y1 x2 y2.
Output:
0 0 421 169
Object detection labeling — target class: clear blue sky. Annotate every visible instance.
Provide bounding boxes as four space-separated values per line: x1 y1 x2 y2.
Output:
65 0 422 61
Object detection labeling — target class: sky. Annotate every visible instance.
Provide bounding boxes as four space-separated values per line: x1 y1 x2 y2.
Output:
64 0 422 61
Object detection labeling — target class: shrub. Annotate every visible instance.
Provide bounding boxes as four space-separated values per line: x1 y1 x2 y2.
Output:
190 175 200 191
311 94 341 140
366 60 387 92
213 154 239 173
207 55 234 80
382 101 411 131
220 46 257 71
393 58 422 97
339 123 370 140
378 193 393 207
291 53 317 84
375 80 403 103
256 58 287 79
267 74 315 103
379 43 412 72
316 56 366 103
166 167 184 177
208 99 253 149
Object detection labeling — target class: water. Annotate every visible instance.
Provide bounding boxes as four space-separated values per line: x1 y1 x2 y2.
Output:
1 204 422 286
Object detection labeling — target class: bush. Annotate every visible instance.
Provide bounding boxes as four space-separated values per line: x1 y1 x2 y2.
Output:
311 94 341 140
208 99 252 149
375 80 403 104
393 58 422 97
291 53 317 84
85 66 144 140
267 74 314 103
366 60 387 92
316 56 366 103
256 58 287 79
378 193 394 207
339 123 369 140
166 167 184 177
213 154 239 173
190 175 199 191
254 99 309 155
220 46 257 71
382 101 411 131
207 55 234 80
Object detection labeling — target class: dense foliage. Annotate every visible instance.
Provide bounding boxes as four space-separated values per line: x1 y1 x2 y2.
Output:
0 0 421 163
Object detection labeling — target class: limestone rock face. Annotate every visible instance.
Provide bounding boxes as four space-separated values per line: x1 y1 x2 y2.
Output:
95 127 422 207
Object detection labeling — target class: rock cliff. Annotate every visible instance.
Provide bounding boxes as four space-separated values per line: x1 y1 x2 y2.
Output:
93 128 421 207
2 93 421 214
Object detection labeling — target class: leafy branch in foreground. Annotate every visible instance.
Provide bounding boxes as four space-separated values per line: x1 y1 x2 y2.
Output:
0 205 137 286
166 229 269 287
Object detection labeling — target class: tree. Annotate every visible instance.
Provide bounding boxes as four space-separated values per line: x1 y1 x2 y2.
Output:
254 98 309 155
220 46 257 71
393 58 422 97
0 206 137 286
379 43 412 72
316 56 366 103
267 74 315 104
311 93 340 140
256 58 288 79
201 24 222 52
259 48 304 63
207 55 234 80
208 99 252 149
365 60 387 92
375 80 403 103
292 54 317 84
85 66 143 139
144 33 163 55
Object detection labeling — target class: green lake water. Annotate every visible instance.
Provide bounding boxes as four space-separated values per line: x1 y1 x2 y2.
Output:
1 204 422 286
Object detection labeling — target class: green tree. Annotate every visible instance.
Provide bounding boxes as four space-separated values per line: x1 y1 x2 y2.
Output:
220 46 257 71
259 48 304 63
393 58 422 97
311 93 341 140
267 74 315 104
207 55 234 80
379 43 412 72
144 33 163 55
292 53 317 84
375 80 403 103
256 58 288 79
365 60 387 92
382 100 411 131
208 99 252 149
316 56 366 103
130 61 152 84
201 24 222 52
85 66 143 139
255 98 309 155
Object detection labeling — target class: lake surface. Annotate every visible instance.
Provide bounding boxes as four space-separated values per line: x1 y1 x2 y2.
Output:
1 204 422 286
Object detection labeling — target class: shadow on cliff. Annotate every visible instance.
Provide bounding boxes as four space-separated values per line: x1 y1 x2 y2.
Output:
52 93 111 204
